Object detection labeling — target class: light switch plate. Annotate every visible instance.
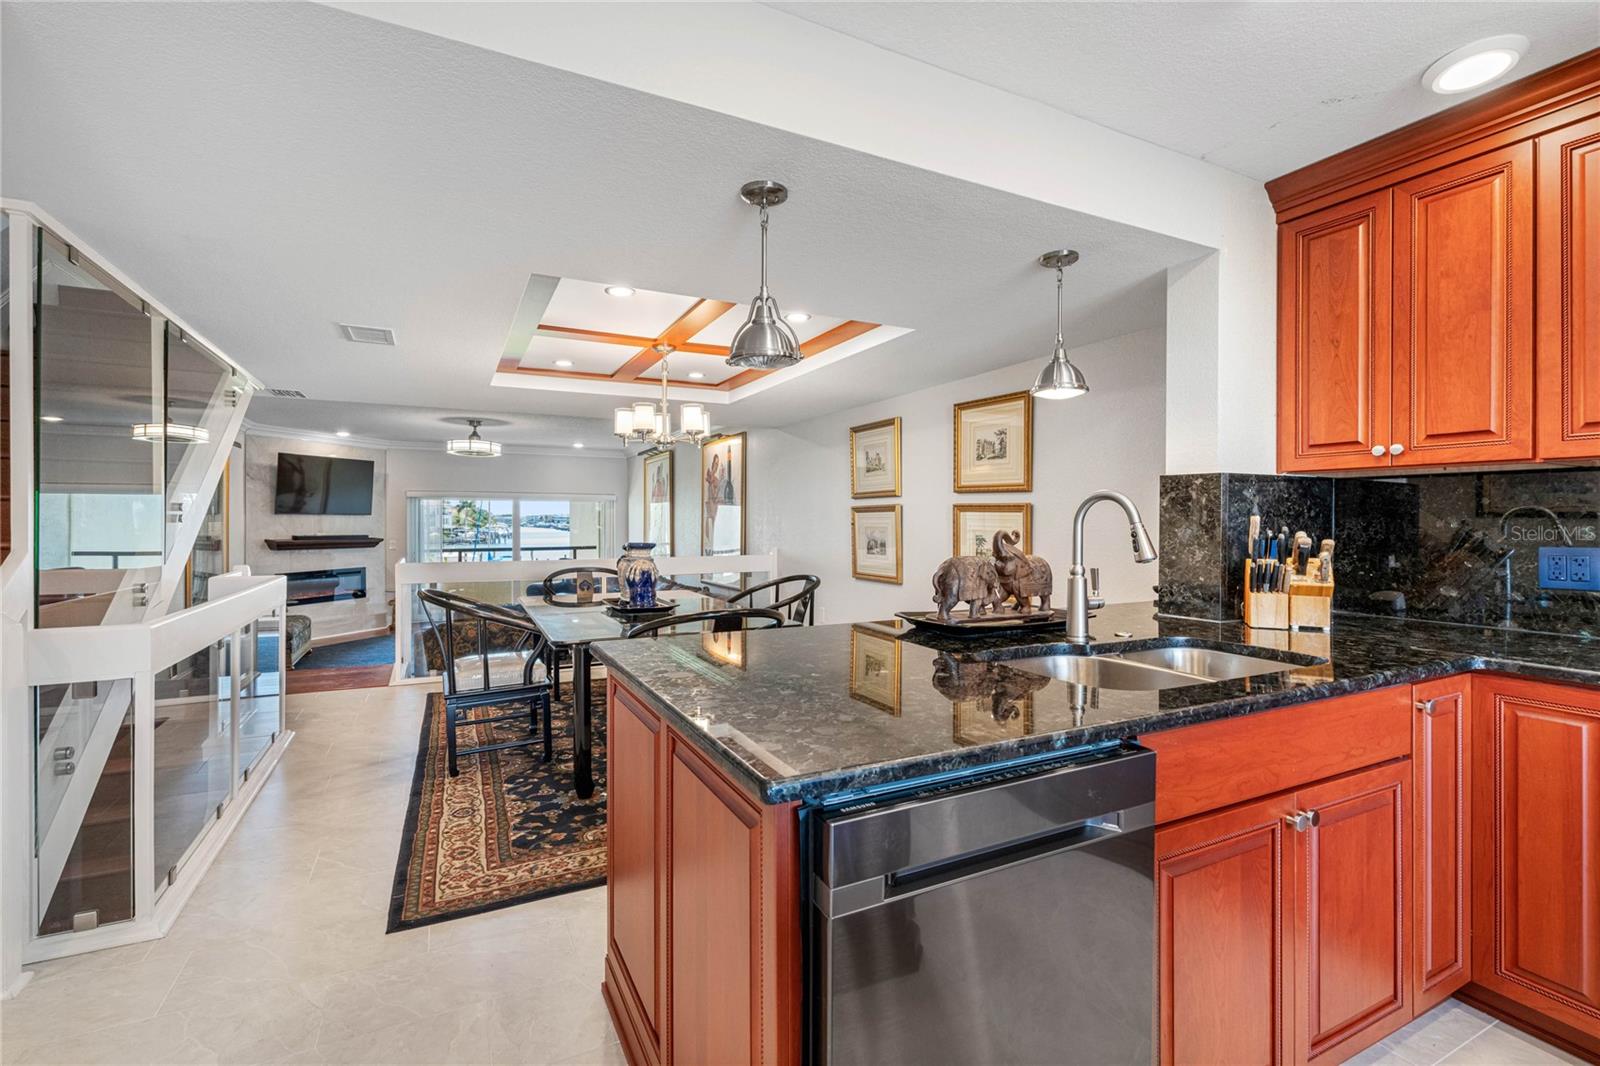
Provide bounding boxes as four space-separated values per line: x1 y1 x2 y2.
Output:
1538 547 1600 591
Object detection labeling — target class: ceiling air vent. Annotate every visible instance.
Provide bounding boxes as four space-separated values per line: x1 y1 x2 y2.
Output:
337 323 396 345
262 387 306 399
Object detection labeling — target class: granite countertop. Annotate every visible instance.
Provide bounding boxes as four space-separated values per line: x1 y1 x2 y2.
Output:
591 602 1600 805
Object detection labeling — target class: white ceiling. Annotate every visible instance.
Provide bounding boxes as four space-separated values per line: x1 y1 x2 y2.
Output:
0 1 1202 447
768 2 1600 181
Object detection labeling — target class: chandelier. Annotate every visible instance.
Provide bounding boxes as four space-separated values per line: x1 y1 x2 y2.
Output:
613 346 710 448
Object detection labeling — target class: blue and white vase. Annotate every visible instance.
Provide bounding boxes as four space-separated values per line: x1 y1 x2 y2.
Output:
617 542 660 607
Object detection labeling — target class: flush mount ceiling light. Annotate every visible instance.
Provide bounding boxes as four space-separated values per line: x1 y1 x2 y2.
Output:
614 345 710 448
604 285 636 298
727 180 803 370
1423 35 1527 95
445 418 502 458
131 422 210 443
1029 250 1089 400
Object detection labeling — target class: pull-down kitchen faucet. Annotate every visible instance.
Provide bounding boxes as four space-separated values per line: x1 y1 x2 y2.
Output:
1067 490 1159 642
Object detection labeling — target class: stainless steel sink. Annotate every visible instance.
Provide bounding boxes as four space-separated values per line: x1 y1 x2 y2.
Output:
1117 646 1298 682
1007 654 1212 690
1004 646 1302 690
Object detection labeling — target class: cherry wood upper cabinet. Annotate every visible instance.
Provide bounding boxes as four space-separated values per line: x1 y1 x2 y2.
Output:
1293 760 1413 1065
1391 142 1535 466
1156 792 1295 1066
1277 192 1393 472
1411 676 1473 1014
1472 675 1600 1049
1537 114 1600 459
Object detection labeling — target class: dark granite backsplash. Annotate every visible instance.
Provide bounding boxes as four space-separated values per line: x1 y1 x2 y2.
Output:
1159 468 1600 638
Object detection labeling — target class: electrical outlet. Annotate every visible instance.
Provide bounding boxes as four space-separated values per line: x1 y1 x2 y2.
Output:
1538 547 1600 591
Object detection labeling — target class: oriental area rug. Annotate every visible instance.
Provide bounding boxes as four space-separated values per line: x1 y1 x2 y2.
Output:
387 692 608 932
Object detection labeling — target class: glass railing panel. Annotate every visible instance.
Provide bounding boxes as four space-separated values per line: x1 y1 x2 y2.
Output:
238 613 282 780
180 464 229 607
162 324 236 554
35 231 164 628
36 682 135 936
152 636 233 894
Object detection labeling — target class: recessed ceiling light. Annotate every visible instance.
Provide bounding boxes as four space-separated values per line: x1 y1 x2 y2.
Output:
573 442 585 449
604 285 636 298
335 430 351 438
1423 35 1527 95
40 415 63 423
784 311 811 323
554 359 574 368
688 371 706 380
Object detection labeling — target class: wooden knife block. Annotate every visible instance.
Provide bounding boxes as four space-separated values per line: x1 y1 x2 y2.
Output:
1242 561 1289 630
1243 561 1333 631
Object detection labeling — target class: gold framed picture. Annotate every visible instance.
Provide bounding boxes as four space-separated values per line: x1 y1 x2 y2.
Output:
849 417 901 498
952 503 1032 558
954 390 1033 492
700 432 746 556
642 450 673 555
851 505 903 584
849 625 901 715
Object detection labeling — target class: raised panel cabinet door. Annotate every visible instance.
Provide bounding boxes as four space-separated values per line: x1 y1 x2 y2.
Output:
1156 792 1296 1066
1292 761 1413 1065
1473 676 1600 1040
1412 676 1473 1013
667 738 760 1066
1392 142 1535 465
1277 190 1394 472
605 683 665 1052
1536 115 1600 459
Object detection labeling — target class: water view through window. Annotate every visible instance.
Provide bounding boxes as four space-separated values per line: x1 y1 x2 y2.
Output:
407 495 614 562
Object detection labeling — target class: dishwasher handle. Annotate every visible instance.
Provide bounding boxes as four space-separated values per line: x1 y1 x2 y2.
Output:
885 818 1122 899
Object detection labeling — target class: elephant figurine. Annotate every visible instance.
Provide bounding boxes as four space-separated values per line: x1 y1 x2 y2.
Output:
931 555 1005 621
992 529 1053 611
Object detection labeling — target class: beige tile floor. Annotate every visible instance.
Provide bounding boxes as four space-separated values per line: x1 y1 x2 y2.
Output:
1 682 1583 1065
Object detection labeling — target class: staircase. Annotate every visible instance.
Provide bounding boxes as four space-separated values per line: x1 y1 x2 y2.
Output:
38 720 133 935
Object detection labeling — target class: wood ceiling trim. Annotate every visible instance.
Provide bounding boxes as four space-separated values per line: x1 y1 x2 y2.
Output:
535 324 730 356
610 298 739 382
717 319 880 391
501 364 724 390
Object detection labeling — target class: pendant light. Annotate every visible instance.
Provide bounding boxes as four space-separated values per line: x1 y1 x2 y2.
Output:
726 180 802 370
1030 249 1089 400
445 419 502 458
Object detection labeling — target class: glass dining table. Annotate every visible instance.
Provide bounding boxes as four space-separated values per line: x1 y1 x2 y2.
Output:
519 589 731 798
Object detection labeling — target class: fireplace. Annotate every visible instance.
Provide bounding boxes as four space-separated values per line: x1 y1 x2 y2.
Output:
284 567 367 607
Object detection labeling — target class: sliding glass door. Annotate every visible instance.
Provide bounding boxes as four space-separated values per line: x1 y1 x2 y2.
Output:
407 495 616 562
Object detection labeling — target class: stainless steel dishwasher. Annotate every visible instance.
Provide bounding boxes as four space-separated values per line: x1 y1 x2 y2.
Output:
811 743 1156 1065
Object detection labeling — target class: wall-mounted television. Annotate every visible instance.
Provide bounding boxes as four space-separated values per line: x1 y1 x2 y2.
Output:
274 453 375 515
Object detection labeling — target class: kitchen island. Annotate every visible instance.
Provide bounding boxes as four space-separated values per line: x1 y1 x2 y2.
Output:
592 603 1600 1065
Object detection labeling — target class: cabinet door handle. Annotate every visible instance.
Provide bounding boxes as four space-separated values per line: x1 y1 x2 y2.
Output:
1370 445 1387 457
1389 442 1405 456
1285 810 1320 832
1415 698 1446 716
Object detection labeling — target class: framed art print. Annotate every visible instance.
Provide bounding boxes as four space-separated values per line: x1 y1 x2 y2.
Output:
851 505 903 584
700 432 746 556
642 449 674 555
954 391 1033 492
952 503 1032 558
850 417 902 498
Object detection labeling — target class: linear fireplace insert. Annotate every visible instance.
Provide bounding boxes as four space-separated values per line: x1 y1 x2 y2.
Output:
284 567 366 607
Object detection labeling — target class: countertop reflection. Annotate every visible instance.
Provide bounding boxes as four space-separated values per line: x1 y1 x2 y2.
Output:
591 601 1600 805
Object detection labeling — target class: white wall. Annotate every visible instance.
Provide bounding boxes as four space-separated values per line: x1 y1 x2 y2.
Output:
383 445 630 581
629 327 1166 624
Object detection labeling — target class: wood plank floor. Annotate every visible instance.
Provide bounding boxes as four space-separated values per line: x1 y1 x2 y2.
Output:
285 663 394 694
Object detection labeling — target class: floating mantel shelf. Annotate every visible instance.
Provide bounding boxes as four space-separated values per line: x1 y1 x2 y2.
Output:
263 536 383 551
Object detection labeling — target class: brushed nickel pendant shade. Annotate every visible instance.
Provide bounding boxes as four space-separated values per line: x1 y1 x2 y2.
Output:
1031 249 1089 400
726 180 803 370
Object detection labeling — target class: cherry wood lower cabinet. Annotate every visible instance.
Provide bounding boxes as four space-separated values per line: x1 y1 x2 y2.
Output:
1412 675 1474 1013
603 680 801 1066
1467 675 1600 1057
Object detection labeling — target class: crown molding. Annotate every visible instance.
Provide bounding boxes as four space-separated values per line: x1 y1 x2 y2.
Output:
240 419 627 459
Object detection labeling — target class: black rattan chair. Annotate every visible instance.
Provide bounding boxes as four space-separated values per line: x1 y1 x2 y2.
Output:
727 575 820 625
622 607 787 639
418 589 552 777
